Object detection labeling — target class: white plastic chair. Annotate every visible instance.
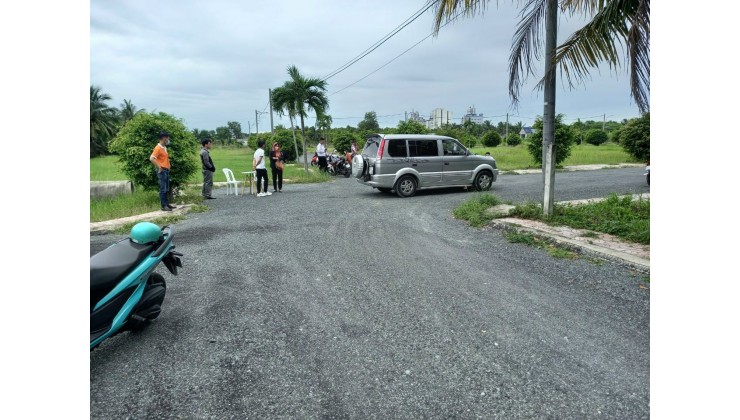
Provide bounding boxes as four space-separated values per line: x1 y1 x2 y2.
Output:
222 168 241 196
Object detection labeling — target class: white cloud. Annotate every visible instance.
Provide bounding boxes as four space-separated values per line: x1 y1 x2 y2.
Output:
91 0 643 131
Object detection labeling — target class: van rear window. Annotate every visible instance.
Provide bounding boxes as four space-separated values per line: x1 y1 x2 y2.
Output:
363 137 381 156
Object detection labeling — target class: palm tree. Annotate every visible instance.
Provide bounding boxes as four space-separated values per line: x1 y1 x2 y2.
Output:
432 0 649 114
119 99 145 124
316 113 333 145
271 65 329 172
271 84 301 163
90 85 119 157
433 0 649 215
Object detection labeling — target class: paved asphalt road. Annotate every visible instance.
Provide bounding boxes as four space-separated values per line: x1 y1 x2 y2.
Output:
90 167 650 419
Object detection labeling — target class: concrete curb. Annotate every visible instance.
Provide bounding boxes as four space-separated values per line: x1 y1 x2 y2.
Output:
500 163 643 175
487 194 650 274
90 204 195 235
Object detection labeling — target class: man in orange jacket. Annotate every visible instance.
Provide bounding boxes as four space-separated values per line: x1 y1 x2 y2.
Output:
149 131 177 212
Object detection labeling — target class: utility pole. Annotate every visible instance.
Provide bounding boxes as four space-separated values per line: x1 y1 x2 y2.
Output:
602 113 606 131
247 121 251 135
269 89 274 134
255 110 259 134
542 0 558 216
505 113 509 145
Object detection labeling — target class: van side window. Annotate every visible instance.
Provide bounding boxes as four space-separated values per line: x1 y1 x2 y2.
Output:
442 139 465 156
387 139 407 157
408 139 439 157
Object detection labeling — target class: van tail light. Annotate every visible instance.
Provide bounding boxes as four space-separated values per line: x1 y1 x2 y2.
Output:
376 139 386 160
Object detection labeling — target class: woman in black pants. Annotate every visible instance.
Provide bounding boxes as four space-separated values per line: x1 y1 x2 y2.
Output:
269 142 285 192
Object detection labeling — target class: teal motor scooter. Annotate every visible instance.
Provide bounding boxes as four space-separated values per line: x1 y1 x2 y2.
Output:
90 222 183 350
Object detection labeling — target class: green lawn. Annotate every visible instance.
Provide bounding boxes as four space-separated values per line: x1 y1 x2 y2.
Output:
91 142 639 181
91 142 638 222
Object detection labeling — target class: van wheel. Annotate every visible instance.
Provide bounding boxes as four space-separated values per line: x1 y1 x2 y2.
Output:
396 175 417 198
474 171 493 191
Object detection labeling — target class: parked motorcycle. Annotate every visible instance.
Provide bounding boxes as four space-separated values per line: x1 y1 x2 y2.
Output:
90 222 183 350
311 153 319 167
327 151 351 177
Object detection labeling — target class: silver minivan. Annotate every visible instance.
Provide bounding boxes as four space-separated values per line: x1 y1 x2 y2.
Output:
352 133 499 197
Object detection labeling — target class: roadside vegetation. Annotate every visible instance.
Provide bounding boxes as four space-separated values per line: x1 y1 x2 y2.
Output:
454 193 649 245
91 81 648 223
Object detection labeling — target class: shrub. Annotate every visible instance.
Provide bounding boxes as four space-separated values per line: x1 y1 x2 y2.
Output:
620 113 650 161
247 129 304 161
109 112 199 191
331 130 360 155
505 133 521 146
459 132 478 148
396 119 429 134
482 131 502 147
584 129 608 146
526 114 576 166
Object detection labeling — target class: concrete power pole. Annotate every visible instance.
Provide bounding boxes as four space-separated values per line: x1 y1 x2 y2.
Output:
505 113 509 145
255 110 259 134
541 0 558 216
269 89 275 134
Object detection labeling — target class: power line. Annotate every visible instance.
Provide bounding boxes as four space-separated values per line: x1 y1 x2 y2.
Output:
321 0 436 82
330 9 465 97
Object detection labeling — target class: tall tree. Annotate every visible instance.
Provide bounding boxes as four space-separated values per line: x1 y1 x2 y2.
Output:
433 0 650 214
358 111 380 135
272 84 302 162
316 113 333 144
271 65 329 172
227 121 243 143
90 85 119 157
119 99 145 124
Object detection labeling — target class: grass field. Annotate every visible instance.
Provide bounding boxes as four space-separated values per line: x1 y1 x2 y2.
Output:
90 142 638 222
91 142 638 181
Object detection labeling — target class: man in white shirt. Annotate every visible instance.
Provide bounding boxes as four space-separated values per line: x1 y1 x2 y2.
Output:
253 140 272 197
316 137 328 172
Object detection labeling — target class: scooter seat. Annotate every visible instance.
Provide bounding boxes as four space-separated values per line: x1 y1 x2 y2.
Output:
90 239 156 308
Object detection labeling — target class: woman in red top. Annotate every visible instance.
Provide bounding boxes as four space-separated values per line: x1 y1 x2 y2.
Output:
269 142 286 192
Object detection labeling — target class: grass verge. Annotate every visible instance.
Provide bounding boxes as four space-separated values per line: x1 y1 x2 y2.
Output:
452 193 502 227
506 231 579 260
509 194 649 244
91 186 205 222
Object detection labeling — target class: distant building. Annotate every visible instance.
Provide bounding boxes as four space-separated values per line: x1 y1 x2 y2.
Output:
427 108 453 129
461 106 484 125
520 126 534 138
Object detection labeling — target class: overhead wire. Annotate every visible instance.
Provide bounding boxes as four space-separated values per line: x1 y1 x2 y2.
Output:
330 8 465 97
320 0 437 82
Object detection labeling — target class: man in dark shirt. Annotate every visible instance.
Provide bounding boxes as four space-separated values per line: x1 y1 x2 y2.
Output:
200 138 216 199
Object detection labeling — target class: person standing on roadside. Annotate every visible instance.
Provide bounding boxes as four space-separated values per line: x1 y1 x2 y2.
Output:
253 139 271 197
269 142 285 193
200 138 216 199
351 139 359 157
316 137 328 173
150 131 177 212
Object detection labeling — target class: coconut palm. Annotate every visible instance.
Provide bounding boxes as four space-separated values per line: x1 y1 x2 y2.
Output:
433 0 649 215
316 113 333 144
90 85 119 157
432 0 650 114
271 85 302 164
119 99 145 124
271 65 329 172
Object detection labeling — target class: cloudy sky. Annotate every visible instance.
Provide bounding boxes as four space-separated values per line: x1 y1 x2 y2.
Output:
90 0 644 133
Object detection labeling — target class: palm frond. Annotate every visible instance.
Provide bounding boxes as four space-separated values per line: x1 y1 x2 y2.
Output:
509 0 548 108
432 0 489 33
